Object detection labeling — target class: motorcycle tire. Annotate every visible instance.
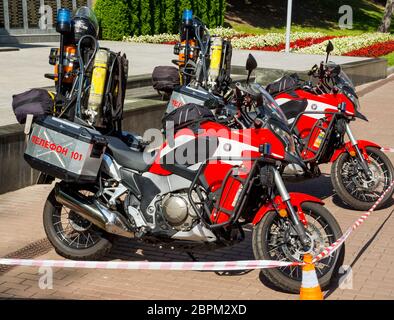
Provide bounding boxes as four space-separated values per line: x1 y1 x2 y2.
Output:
252 202 344 294
43 189 113 261
331 146 394 211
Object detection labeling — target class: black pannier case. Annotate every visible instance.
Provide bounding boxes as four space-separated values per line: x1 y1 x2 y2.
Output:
152 66 180 94
166 85 221 114
12 89 54 124
162 103 215 133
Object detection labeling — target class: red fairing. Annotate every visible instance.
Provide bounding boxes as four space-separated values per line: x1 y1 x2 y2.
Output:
148 127 196 176
252 192 324 226
330 140 382 163
147 119 290 226
149 120 287 178
276 89 356 161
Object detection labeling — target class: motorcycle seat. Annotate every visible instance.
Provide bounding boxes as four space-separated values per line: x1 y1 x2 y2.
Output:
105 136 156 172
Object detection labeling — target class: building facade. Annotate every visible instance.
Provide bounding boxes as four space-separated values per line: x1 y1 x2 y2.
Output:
0 0 91 37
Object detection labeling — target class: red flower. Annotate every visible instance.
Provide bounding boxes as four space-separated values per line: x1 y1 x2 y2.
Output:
344 41 394 57
162 41 178 45
244 35 339 52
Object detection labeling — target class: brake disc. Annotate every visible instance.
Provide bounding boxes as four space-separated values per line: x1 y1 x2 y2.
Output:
68 211 92 232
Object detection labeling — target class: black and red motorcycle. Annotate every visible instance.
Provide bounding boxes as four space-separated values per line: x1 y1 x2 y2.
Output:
33 84 344 293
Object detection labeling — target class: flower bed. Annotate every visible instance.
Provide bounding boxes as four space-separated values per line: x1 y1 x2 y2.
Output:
295 33 394 55
230 32 325 49
344 40 394 57
124 27 243 44
124 33 179 44
247 36 337 52
123 29 394 59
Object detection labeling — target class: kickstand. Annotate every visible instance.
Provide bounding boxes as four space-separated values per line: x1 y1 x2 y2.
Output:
186 251 198 262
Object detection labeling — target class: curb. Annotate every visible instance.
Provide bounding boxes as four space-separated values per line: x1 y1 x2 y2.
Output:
357 73 394 98
0 47 20 52
126 73 153 89
43 73 153 92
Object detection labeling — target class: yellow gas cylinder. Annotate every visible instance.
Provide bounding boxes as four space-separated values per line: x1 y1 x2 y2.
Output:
88 49 109 125
209 36 223 83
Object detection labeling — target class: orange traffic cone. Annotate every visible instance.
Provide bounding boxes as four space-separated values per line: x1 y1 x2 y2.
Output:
300 254 323 300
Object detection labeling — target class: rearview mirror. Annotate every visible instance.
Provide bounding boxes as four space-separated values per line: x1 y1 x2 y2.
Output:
246 54 258 72
326 41 334 54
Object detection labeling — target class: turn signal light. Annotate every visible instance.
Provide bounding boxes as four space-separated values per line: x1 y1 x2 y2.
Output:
279 209 288 218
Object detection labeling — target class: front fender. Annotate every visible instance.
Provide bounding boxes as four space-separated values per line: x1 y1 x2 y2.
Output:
330 140 381 163
252 192 324 226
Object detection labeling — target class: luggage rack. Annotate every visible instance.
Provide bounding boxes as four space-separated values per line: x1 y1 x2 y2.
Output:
187 156 260 230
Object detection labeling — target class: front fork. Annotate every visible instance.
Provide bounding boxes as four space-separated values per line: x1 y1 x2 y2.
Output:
272 168 309 247
345 123 372 178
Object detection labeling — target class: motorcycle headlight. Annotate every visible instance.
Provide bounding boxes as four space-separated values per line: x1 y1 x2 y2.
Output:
344 90 360 111
270 124 296 155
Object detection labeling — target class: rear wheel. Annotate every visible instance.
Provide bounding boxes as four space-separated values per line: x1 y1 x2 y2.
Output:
43 189 112 260
252 202 344 293
331 147 394 211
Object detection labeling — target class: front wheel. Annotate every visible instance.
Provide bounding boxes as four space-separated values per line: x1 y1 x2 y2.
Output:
252 202 344 294
331 146 394 211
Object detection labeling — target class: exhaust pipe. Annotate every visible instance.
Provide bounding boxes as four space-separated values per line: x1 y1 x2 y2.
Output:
54 184 134 238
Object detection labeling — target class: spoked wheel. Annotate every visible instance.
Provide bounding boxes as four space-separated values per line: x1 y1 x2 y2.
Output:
332 147 394 211
252 202 344 294
43 189 112 260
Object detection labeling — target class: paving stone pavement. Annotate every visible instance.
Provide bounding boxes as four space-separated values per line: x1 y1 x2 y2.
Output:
0 79 393 300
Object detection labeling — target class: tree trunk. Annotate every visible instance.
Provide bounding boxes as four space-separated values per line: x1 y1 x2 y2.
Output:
378 0 394 33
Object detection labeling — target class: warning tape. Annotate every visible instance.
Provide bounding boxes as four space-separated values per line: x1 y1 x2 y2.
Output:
381 147 394 153
0 181 393 271
0 258 300 271
313 179 394 263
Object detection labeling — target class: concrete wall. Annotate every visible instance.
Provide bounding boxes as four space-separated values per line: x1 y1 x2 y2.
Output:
255 58 387 87
0 124 39 194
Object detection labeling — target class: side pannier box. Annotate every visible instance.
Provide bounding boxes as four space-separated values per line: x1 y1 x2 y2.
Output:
24 116 107 183
166 85 215 114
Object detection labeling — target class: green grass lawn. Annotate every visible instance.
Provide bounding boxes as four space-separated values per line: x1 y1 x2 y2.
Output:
226 0 394 36
229 23 367 36
382 52 394 66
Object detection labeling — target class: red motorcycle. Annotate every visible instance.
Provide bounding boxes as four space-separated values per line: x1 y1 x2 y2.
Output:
266 42 394 211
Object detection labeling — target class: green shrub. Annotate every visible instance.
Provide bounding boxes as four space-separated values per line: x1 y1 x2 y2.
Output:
129 0 140 36
94 0 226 40
94 0 132 41
164 0 178 34
153 0 165 34
140 0 152 35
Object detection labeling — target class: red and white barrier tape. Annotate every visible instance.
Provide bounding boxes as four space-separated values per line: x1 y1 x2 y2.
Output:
0 181 393 271
0 258 300 271
381 147 394 153
312 179 394 263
